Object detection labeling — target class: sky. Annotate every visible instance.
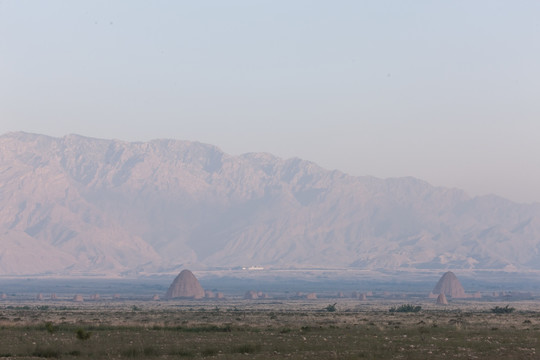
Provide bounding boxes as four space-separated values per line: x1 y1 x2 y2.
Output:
1 1 540 203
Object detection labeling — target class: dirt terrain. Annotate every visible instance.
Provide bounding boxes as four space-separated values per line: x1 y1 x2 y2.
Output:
1 298 539 359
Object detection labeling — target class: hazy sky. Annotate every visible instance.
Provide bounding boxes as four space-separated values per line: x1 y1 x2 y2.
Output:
1 1 539 203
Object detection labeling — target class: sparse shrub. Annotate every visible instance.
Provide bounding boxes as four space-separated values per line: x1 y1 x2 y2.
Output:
45 321 57 334
174 324 232 333
201 348 218 356
121 348 140 357
32 347 60 358
325 303 337 312
231 344 260 354
169 349 194 357
491 305 515 314
389 304 422 313
143 346 158 356
76 328 92 340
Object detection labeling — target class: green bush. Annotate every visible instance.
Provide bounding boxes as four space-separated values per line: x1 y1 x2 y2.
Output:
325 303 337 312
389 304 422 313
491 305 515 314
120 348 140 357
201 348 218 356
168 349 194 357
45 322 57 334
76 328 92 340
143 346 158 356
32 347 60 358
231 344 260 354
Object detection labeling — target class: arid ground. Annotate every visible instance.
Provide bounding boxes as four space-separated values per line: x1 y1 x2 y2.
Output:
1 298 539 359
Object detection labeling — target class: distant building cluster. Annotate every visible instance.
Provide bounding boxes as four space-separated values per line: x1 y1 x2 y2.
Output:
0 269 535 305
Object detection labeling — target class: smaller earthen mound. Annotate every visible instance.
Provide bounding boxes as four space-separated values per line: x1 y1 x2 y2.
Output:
50 293 57 300
152 294 160 301
216 292 225 299
244 290 258 299
36 293 43 301
359 293 367 301
165 270 205 299
436 293 448 305
113 294 121 300
305 293 317 299
73 294 84 302
205 290 215 298
90 294 100 301
432 271 466 298
337 291 345 298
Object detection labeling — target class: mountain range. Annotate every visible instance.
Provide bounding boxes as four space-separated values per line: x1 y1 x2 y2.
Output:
1 132 539 276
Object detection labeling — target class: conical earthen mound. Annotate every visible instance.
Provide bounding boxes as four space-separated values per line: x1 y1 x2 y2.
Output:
165 269 205 299
432 271 466 298
436 293 448 305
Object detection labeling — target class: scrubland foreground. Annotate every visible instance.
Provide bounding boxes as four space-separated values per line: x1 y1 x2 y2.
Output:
0 300 539 359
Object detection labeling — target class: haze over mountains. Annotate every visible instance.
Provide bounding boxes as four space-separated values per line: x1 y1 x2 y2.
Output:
1 132 540 276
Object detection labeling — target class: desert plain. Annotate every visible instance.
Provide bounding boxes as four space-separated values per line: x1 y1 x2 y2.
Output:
1 296 540 359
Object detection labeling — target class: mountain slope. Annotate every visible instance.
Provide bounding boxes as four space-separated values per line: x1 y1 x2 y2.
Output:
1 132 539 276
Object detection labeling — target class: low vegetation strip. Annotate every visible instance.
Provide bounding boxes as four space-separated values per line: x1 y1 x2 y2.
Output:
0 302 539 359
389 304 422 313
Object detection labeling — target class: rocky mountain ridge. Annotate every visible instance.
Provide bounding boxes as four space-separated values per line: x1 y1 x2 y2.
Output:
1 132 539 276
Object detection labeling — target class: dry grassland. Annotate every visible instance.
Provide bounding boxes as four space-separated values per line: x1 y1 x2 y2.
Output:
1 299 539 359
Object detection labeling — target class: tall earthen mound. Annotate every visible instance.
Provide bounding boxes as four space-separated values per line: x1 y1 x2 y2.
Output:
165 269 205 299
436 293 448 305
432 271 466 298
